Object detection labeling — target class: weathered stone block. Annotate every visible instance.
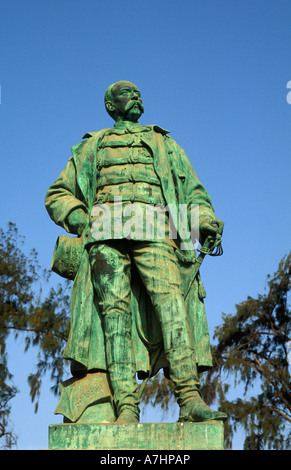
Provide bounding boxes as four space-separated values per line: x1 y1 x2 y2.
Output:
48 421 224 450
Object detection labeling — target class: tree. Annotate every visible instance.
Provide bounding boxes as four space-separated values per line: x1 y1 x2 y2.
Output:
1 223 290 450
0 222 38 448
0 330 18 449
201 252 291 449
0 223 70 448
141 253 291 449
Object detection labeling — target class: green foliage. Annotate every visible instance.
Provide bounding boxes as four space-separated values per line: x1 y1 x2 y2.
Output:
0 222 38 448
140 371 176 416
0 223 70 447
141 253 291 449
0 334 18 449
203 252 291 449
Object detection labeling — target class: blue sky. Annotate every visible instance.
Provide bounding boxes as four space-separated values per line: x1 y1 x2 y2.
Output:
1 0 291 450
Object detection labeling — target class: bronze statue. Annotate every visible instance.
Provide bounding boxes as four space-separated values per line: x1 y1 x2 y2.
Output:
45 80 227 424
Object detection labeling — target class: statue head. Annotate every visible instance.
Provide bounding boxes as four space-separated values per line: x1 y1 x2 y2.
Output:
104 80 144 123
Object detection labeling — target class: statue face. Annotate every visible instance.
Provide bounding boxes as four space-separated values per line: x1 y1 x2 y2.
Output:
110 81 144 122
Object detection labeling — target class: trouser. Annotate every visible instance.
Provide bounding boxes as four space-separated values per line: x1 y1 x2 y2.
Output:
89 239 200 417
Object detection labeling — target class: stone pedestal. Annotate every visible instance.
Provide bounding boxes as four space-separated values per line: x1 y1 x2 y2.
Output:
48 421 224 450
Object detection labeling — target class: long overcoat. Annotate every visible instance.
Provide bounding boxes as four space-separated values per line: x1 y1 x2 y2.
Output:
45 125 216 378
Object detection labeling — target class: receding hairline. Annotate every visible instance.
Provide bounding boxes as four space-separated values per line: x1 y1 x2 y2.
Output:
104 80 139 103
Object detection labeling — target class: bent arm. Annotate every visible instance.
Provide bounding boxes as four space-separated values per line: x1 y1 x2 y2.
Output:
45 157 88 234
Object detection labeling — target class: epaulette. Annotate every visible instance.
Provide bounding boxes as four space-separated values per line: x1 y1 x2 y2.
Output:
82 132 95 139
82 129 110 139
152 125 170 135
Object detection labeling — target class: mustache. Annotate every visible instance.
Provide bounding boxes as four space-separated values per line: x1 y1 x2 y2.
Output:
125 100 144 113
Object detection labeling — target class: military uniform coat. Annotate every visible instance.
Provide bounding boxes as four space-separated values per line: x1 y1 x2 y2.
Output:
45 125 216 378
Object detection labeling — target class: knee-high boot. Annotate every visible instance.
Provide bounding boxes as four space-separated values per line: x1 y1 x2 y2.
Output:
103 312 140 423
157 297 227 422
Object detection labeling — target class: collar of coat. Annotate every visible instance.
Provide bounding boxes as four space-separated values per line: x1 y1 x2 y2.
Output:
82 124 170 139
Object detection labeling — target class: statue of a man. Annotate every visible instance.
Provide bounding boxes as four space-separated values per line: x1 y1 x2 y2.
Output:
45 80 227 424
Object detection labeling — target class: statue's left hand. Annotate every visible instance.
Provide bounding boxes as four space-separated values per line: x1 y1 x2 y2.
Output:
200 218 224 246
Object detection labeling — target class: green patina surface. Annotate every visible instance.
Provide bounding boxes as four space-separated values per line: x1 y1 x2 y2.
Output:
45 81 227 435
49 421 224 450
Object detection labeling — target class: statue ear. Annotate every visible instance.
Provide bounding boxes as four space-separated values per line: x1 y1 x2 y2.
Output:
105 101 115 112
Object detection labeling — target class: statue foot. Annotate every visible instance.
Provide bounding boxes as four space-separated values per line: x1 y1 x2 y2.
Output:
179 394 227 423
115 408 139 424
